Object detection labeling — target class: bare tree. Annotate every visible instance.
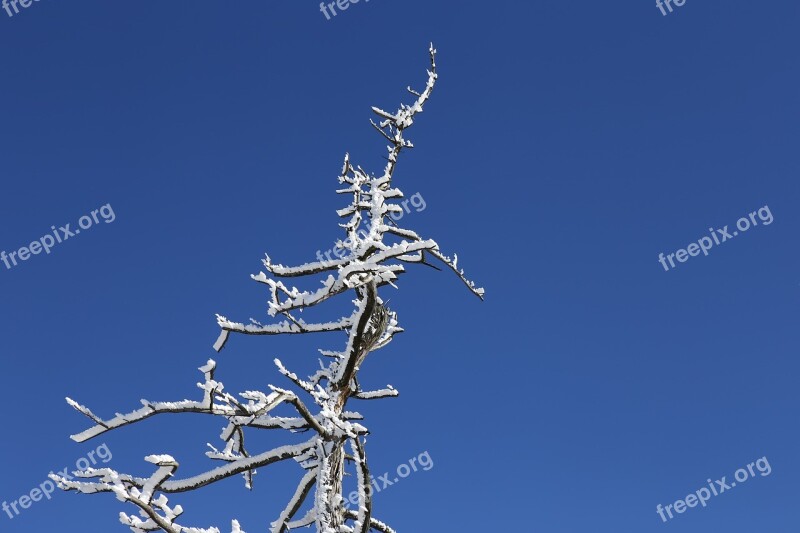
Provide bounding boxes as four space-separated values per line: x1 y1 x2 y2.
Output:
53 45 483 533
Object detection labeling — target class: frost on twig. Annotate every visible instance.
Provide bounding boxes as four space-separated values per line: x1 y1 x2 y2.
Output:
57 45 483 533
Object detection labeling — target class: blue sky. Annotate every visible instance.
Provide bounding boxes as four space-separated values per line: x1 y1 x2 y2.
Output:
1 1 799 532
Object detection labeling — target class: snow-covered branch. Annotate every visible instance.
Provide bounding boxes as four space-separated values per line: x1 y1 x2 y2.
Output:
65 360 304 443
50 457 255 533
214 313 354 352
352 386 398 400
270 468 318 533
350 438 371 533
57 44 483 533
343 511 396 533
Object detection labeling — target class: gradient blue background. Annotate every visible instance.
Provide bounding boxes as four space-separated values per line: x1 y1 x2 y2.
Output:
1 1 799 531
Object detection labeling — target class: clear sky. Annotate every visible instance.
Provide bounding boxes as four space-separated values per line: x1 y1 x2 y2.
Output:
1 1 799 532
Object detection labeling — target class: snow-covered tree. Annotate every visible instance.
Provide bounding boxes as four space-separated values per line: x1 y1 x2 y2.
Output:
53 45 483 533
